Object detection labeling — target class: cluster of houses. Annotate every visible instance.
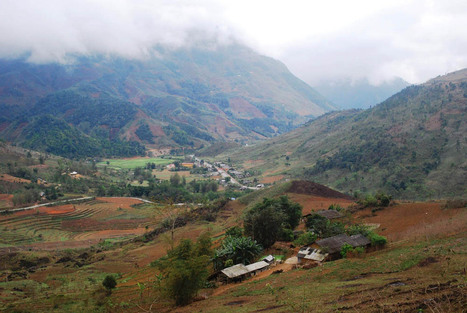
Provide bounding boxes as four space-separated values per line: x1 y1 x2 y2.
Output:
215 206 377 286
297 209 372 262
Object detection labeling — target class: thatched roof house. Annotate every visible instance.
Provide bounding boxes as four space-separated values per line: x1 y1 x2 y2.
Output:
316 234 370 260
303 209 343 220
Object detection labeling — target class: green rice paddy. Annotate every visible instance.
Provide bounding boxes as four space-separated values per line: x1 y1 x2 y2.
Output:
97 157 182 169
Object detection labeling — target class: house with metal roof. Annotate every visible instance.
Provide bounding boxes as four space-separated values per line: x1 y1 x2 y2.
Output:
220 260 272 282
221 264 250 282
297 247 328 263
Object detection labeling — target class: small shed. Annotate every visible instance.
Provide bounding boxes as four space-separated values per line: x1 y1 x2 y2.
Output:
297 247 327 263
262 255 275 264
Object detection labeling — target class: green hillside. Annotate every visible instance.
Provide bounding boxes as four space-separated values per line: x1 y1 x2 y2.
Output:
222 69 467 199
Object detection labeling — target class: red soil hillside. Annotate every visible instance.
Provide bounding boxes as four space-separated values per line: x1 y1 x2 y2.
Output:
288 180 354 200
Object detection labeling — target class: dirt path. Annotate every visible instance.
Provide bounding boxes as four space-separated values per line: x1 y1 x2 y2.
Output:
7 196 94 212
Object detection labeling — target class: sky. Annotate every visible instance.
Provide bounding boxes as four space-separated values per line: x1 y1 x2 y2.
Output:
1 0 466 85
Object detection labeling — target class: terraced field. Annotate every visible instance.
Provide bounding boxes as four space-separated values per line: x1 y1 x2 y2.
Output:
0 198 157 248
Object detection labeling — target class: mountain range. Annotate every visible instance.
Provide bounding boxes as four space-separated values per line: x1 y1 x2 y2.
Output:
218 69 467 199
0 44 333 157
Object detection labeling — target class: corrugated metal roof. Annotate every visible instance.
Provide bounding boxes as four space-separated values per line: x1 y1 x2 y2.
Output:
246 261 269 272
304 250 327 262
263 255 275 263
221 264 249 278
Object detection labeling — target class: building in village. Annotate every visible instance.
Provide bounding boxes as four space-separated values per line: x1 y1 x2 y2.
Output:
315 233 371 260
220 256 275 283
302 209 344 220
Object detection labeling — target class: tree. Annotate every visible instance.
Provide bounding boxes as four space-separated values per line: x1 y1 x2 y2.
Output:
277 195 302 229
305 214 345 238
244 200 286 248
243 196 302 248
154 234 212 306
102 275 117 294
170 173 181 186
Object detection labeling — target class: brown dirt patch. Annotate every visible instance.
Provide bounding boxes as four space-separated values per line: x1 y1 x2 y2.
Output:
229 98 266 120
27 164 49 169
243 159 265 169
15 239 101 251
72 228 148 241
0 174 31 184
96 197 143 209
287 193 354 215
62 218 151 232
354 202 467 241
425 112 441 131
0 193 13 201
39 204 76 215
288 180 354 200
260 175 284 184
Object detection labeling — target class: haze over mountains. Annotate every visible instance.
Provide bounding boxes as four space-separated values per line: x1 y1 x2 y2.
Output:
0 44 333 157
315 77 410 109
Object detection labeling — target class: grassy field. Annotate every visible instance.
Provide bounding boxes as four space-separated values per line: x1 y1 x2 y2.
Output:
97 157 182 169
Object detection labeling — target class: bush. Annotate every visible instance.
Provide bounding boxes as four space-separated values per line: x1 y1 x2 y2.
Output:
346 224 370 236
367 232 387 247
102 275 117 293
442 199 467 209
279 228 294 241
328 204 344 211
293 232 317 246
340 243 354 258
225 226 243 238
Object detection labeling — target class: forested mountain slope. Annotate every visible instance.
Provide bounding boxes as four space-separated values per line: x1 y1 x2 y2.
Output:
226 69 467 199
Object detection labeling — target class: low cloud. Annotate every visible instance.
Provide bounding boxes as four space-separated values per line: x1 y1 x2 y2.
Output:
0 0 466 84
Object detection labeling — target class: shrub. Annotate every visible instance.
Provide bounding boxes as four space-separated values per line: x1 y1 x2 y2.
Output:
102 275 117 293
328 204 344 211
293 232 317 246
442 199 467 209
279 228 294 241
367 232 387 247
346 224 370 236
340 243 354 258
225 226 243 238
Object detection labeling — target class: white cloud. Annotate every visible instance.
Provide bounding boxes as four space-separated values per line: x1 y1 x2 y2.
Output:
0 0 466 84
